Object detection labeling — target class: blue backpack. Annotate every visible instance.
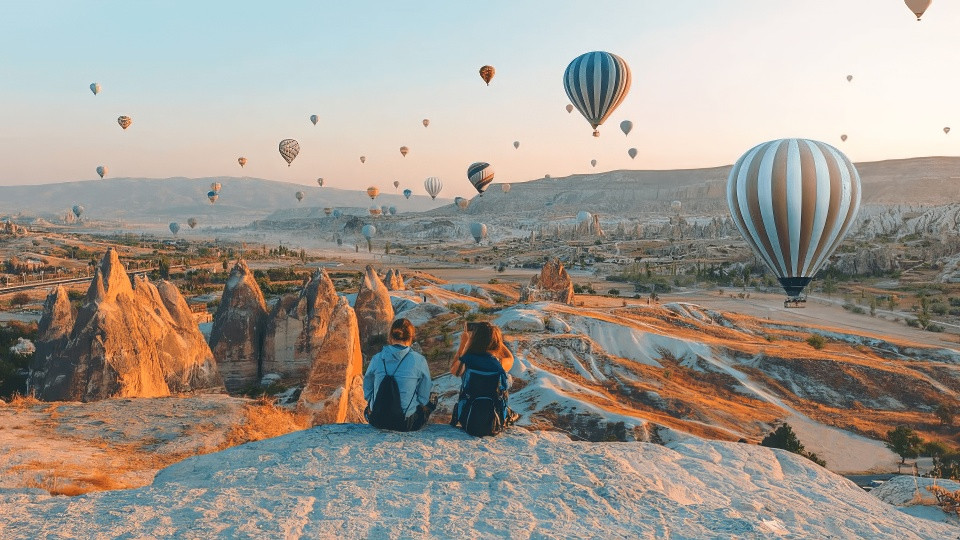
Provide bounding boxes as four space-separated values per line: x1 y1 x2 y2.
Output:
451 357 508 437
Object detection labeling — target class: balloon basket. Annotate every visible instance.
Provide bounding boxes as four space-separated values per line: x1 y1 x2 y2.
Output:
783 296 807 308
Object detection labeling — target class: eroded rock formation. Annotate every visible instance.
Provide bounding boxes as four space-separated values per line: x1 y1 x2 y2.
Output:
354 265 394 358
519 258 574 305
209 260 268 392
383 269 405 291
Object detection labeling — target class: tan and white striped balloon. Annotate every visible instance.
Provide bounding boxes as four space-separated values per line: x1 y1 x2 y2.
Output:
726 138 861 298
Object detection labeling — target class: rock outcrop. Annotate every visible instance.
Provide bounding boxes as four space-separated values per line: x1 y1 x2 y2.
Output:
30 249 222 401
383 269 405 291
354 265 394 359
297 295 366 425
519 258 574 304
209 260 268 393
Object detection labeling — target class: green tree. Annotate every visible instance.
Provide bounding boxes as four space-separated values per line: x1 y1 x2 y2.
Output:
822 275 837 296
156 257 171 280
10 293 29 309
886 426 923 466
761 423 826 467
935 403 956 427
869 297 877 317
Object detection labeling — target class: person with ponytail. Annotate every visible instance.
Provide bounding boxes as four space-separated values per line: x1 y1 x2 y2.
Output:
363 318 436 431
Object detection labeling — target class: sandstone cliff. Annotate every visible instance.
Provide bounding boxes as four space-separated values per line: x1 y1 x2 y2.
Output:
384 269 405 291
354 265 395 359
519 258 574 304
209 260 268 393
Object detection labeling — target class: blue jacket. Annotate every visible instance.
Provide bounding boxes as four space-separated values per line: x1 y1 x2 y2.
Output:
458 352 510 393
364 344 432 418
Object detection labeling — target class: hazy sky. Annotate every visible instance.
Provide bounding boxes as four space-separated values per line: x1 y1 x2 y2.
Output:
1 1 957 197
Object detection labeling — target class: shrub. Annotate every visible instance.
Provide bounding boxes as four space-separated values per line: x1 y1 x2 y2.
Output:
608 289 620 296
448 303 471 316
761 423 826 467
806 334 826 350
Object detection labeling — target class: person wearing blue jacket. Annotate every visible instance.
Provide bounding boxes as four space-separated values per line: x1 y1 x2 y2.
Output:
363 318 436 431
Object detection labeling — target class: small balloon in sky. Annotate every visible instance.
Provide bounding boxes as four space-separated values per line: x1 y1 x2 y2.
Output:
279 139 300 166
846 75 853 82
90 82 101 95
904 0 932 21
628 148 638 159
513 141 520 149
96 165 108 178
422 119 430 128
310 114 319 125
238 157 247 168
400 146 409 157
117 116 132 130
620 120 633 136
944 127 950 134
840 134 848 142
479 65 495 85
591 159 597 167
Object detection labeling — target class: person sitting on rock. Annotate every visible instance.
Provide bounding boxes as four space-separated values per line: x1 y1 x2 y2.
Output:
450 321 519 437
363 318 436 432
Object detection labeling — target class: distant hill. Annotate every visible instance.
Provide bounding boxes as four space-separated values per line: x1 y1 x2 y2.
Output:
0 177 449 227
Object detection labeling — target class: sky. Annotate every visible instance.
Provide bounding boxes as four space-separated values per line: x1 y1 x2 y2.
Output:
0 1 958 198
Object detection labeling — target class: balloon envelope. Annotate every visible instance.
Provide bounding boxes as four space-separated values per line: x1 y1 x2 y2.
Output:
403 189 412 199
513 141 520 149
840 134 847 142
238 157 247 168
620 120 633 136
563 51 631 136
501 183 511 193
671 200 682 212
117 116 132 130
210 182 222 193
72 205 84 218
467 162 494 194
366 186 379 199
279 139 300 166
333 209 343 218
400 146 409 157
945 127 951 134
393 180 400 189
628 148 638 159
324 207 333 216
565 104 574 113
368 206 382 216
317 177 324 186
187 217 198 229
470 222 487 243
479 65 495 85
90 83 101 95
295 191 305 202
362 225 376 239
310 114 319 125
96 165 107 179
422 119 430 127
576 211 592 223
590 159 597 167
904 0 932 20
726 138 861 298
389 206 397 215
424 177 442 199
169 222 180 235
455 197 470 210
207 191 219 203
360 156 366 164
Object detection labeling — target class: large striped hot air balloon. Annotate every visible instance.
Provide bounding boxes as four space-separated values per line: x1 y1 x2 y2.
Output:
279 139 300 166
424 177 442 199
563 51 631 137
467 162 494 194
726 138 861 299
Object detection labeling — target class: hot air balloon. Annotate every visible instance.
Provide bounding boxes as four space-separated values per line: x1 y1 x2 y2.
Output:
96 165 107 179
455 197 470 211
366 186 379 199
117 116 132 130
317 178 324 187
210 182 222 193
840 134 848 142
400 146 409 157
590 159 597 167
360 156 366 164
169 222 180 235
238 157 247 168
324 207 333 216
72 205 84 219
470 222 488 244
945 127 951 134
905 0 932 20
369 205 382 216
333 209 343 218
279 139 300 166
187 217 198 229
846 75 853 82
380 205 389 215
393 180 400 189
564 51 631 137
310 114 319 126
424 177 442 199
671 200 682 212
501 183 511 193
362 224 376 239
727 138 861 299
479 65 495 85
207 191 219 204
403 189 412 199
620 120 633 136
90 83 101 95
295 191 305 202
565 104 574 114
467 162 494 194
576 211 592 223
389 206 397 215
423 119 430 128
628 148 638 159
513 141 520 149
545 174 552 179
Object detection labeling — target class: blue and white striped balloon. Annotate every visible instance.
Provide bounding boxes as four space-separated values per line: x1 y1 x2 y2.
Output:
563 51 631 137
726 138 861 298
467 162 494 194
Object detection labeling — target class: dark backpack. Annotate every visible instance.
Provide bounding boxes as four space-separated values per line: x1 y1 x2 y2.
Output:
453 369 506 438
367 350 412 430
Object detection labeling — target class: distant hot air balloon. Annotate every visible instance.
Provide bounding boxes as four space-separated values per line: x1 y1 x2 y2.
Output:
479 65 495 85
238 157 247 168
501 183 511 193
169 222 180 235
564 51 631 137
317 177 324 186
324 207 333 216
393 180 400 189
423 119 430 128
72 205 84 219
945 127 951 134
380 205 389 215
389 206 397 215
590 159 597 167
513 141 520 149
96 165 107 179
403 189 412 199
279 139 300 166
727 138 861 299
117 116 132 130
360 156 366 164
671 200 682 212
187 217 198 229
455 197 470 211
333 209 343 218
620 120 633 136
628 148 638 159
904 0 932 20
576 211 592 223
840 134 848 142
545 174 552 179
207 191 219 204
369 205 382 216
310 114 319 126
470 222 488 244
565 104 574 114
846 75 853 82
366 186 379 200
90 83 101 95
295 191 305 202
424 177 442 199
210 182 222 193
467 162 494 194
400 146 409 157
362 224 376 239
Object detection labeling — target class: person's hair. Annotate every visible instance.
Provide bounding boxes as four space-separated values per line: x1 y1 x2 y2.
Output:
464 322 504 356
389 318 415 344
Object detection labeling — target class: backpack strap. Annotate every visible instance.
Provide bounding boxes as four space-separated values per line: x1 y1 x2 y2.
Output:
388 348 419 416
